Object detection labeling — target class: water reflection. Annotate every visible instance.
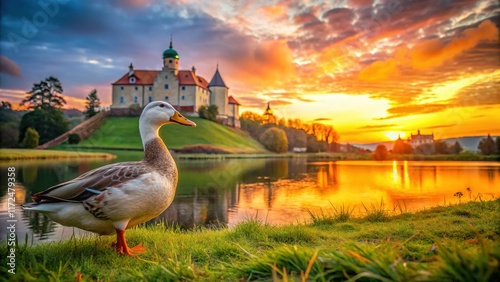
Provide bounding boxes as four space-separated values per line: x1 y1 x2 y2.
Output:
0 158 499 244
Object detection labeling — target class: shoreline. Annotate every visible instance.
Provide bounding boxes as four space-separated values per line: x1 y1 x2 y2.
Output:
2 147 499 162
0 149 116 161
1 199 498 281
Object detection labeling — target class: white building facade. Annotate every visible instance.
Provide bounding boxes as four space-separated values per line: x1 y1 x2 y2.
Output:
110 41 240 127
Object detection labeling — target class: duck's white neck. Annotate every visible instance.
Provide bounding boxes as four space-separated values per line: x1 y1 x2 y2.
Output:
139 116 161 148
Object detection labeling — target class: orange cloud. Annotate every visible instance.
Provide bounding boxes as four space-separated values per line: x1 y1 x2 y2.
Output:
410 20 499 69
358 58 400 81
357 20 498 81
260 4 287 18
227 39 295 85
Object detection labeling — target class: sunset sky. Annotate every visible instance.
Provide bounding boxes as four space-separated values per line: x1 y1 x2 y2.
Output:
1 0 499 142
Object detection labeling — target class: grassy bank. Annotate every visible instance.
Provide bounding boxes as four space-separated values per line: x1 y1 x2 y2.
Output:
73 116 266 153
1 200 499 281
0 149 115 161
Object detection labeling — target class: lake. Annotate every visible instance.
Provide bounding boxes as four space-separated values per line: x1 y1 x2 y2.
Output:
1 154 499 244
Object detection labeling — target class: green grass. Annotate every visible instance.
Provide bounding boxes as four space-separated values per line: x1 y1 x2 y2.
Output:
74 117 266 153
1 199 499 281
0 149 115 161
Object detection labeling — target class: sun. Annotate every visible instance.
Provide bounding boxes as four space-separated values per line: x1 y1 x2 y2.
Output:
385 131 405 141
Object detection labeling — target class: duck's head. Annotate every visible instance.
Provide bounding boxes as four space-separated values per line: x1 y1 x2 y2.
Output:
139 101 196 128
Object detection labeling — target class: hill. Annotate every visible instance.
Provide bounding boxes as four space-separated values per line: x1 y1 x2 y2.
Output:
76 116 267 153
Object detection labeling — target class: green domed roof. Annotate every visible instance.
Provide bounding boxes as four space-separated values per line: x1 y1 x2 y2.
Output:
163 40 179 59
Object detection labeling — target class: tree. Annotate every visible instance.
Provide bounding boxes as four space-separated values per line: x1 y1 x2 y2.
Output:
198 105 218 122
0 106 21 148
68 133 81 144
22 127 39 148
373 144 388 160
286 127 307 151
434 140 450 154
259 127 288 153
21 76 66 110
415 143 435 155
393 138 413 154
19 108 68 145
307 134 326 152
478 134 497 155
0 101 12 110
453 141 463 154
84 89 101 119
496 137 500 154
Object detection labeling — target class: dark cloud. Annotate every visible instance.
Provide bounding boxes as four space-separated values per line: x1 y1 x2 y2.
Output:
312 118 331 122
423 124 456 130
0 56 21 77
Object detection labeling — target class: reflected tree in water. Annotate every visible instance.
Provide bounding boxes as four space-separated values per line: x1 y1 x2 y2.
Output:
22 210 57 240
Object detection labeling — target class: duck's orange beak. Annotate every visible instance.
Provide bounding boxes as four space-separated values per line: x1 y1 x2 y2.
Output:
170 111 196 126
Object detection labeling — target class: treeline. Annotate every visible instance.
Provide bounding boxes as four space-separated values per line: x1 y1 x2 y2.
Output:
0 77 101 148
478 134 500 155
240 111 339 153
392 138 464 155
373 135 500 160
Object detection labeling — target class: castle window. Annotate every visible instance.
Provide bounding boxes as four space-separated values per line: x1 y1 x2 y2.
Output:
165 84 169 89
165 75 168 79
120 86 124 91
182 96 185 100
134 86 138 91
169 60 172 63
164 96 169 100
134 96 138 103
149 86 152 91
120 96 124 103
129 77 135 84
148 96 152 103
182 86 185 90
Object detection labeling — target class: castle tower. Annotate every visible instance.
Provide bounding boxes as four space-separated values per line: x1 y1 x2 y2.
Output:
208 65 228 116
162 38 179 75
263 102 276 124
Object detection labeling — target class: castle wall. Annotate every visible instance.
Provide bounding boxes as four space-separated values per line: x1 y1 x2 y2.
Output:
210 86 228 116
111 84 148 108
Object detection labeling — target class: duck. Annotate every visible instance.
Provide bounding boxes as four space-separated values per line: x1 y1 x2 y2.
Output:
22 101 196 256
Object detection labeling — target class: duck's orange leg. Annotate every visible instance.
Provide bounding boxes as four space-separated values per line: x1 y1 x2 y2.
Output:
114 229 146 256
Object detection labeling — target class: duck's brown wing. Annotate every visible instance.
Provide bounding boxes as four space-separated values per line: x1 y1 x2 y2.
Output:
32 162 150 203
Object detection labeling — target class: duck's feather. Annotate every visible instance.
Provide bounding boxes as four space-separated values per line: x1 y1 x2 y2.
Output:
32 161 150 203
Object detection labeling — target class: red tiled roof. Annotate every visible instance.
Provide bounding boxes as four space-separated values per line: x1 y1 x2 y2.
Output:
177 70 209 90
113 70 159 85
228 96 240 105
112 69 209 90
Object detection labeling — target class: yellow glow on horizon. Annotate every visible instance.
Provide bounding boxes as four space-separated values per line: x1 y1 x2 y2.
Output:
385 131 406 141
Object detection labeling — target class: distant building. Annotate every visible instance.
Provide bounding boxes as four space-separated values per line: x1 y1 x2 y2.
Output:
410 130 434 148
110 39 240 127
262 102 276 124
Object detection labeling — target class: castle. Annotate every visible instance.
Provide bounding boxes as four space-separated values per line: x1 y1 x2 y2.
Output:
410 130 434 149
110 40 240 127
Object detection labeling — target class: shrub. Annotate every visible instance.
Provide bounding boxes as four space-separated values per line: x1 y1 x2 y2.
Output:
198 105 218 121
22 127 39 148
259 127 288 153
372 144 388 160
68 133 81 144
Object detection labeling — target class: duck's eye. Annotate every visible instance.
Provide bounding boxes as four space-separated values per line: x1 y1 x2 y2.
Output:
159 104 165 108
